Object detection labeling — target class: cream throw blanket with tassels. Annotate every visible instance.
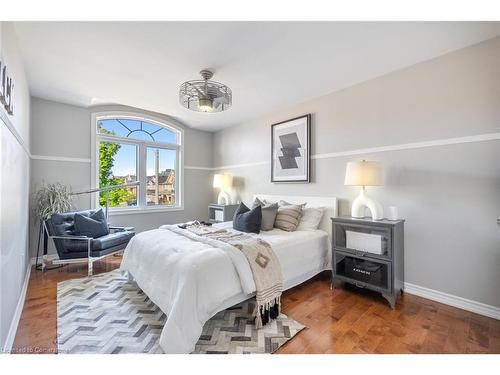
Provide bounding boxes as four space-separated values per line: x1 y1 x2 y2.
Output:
185 224 283 328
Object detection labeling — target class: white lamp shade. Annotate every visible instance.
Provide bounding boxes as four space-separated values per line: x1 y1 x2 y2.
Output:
344 161 383 186
213 174 233 189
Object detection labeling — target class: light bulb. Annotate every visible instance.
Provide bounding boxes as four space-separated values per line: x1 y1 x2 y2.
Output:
199 98 213 112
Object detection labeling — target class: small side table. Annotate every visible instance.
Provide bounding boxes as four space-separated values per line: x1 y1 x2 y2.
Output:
208 203 239 223
331 216 405 309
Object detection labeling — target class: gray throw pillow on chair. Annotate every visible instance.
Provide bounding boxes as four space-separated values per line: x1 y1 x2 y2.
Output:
74 209 109 238
252 197 278 231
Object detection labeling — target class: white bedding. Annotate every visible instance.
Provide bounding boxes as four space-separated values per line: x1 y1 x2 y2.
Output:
120 222 329 353
214 222 330 288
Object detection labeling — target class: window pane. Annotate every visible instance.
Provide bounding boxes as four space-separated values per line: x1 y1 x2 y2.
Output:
99 141 137 207
141 121 162 134
117 119 141 131
150 128 177 144
146 147 176 206
98 119 131 138
142 121 177 144
98 118 177 144
127 129 155 141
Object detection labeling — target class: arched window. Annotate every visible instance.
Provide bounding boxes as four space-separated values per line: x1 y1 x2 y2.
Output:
93 113 182 211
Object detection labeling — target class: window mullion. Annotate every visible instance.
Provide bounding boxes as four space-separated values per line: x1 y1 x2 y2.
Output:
176 148 180 208
138 143 147 209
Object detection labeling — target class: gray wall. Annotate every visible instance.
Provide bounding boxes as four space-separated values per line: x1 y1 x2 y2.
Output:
213 37 500 308
30 98 214 257
0 22 31 350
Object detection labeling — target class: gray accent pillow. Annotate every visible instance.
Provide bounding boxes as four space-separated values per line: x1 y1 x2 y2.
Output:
74 209 109 238
251 198 279 231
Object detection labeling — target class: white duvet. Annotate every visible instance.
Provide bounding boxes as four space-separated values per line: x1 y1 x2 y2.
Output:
120 222 329 353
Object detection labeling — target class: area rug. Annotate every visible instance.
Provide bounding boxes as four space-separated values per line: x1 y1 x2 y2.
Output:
57 269 305 354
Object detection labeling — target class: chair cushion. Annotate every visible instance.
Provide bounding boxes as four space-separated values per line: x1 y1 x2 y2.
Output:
92 231 135 251
233 202 262 234
57 230 135 259
74 209 109 238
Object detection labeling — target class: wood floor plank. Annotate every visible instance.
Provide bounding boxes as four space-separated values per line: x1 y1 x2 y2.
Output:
11 257 500 354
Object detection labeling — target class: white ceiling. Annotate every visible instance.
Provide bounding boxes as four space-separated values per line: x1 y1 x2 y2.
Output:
13 21 500 132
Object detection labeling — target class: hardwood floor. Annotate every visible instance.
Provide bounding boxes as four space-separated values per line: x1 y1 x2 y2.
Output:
12 256 500 354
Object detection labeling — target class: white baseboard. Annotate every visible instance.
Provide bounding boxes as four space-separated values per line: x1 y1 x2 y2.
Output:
404 282 500 320
3 264 32 353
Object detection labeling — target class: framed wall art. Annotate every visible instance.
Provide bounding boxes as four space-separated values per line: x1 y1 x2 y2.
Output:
271 114 310 183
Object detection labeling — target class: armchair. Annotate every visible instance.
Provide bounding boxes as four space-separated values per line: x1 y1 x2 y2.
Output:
44 209 135 276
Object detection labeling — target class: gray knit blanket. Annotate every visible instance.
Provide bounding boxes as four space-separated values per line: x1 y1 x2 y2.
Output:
185 224 283 328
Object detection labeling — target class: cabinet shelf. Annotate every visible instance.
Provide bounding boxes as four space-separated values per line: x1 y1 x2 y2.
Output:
334 250 391 293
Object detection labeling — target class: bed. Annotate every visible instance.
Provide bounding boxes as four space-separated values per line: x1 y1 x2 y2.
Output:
120 194 337 353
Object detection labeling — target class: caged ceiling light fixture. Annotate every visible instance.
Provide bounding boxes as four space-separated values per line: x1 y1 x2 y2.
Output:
179 69 232 113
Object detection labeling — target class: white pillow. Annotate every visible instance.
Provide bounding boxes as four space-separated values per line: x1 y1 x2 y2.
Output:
296 207 325 231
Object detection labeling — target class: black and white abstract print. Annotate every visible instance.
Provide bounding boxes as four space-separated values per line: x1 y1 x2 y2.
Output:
271 114 310 182
278 132 301 169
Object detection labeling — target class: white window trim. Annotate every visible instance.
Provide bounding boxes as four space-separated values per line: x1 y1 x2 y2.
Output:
90 111 184 214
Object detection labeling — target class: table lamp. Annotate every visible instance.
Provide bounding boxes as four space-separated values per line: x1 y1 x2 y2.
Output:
344 160 384 220
213 174 233 205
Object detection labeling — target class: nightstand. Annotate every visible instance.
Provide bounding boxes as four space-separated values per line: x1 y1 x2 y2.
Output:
331 216 405 309
208 203 239 223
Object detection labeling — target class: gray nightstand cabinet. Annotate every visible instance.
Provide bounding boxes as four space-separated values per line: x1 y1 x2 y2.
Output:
208 203 239 223
331 216 405 309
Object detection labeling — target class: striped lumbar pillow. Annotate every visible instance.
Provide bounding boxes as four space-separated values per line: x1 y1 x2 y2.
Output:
274 201 305 232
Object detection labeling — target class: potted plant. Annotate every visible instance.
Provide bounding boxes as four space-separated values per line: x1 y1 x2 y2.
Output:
33 182 73 269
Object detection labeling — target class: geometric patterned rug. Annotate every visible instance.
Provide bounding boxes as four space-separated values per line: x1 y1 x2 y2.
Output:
57 269 305 354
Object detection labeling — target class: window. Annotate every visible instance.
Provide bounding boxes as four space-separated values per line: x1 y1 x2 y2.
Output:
98 141 138 207
146 147 176 206
94 114 182 211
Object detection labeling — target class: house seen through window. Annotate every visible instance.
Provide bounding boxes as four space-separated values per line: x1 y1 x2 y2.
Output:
96 116 181 209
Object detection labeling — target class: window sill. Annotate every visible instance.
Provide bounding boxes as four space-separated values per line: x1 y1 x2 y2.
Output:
107 206 184 216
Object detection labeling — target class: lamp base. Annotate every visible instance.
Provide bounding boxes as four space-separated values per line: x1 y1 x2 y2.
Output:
351 188 383 220
217 190 230 205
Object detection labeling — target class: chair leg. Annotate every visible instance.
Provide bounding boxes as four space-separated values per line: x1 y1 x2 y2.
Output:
42 255 47 273
87 238 93 276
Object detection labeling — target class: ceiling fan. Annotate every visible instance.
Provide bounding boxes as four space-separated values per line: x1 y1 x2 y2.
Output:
179 70 232 113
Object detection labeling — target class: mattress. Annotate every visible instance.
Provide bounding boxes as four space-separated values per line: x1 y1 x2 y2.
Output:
212 221 330 311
